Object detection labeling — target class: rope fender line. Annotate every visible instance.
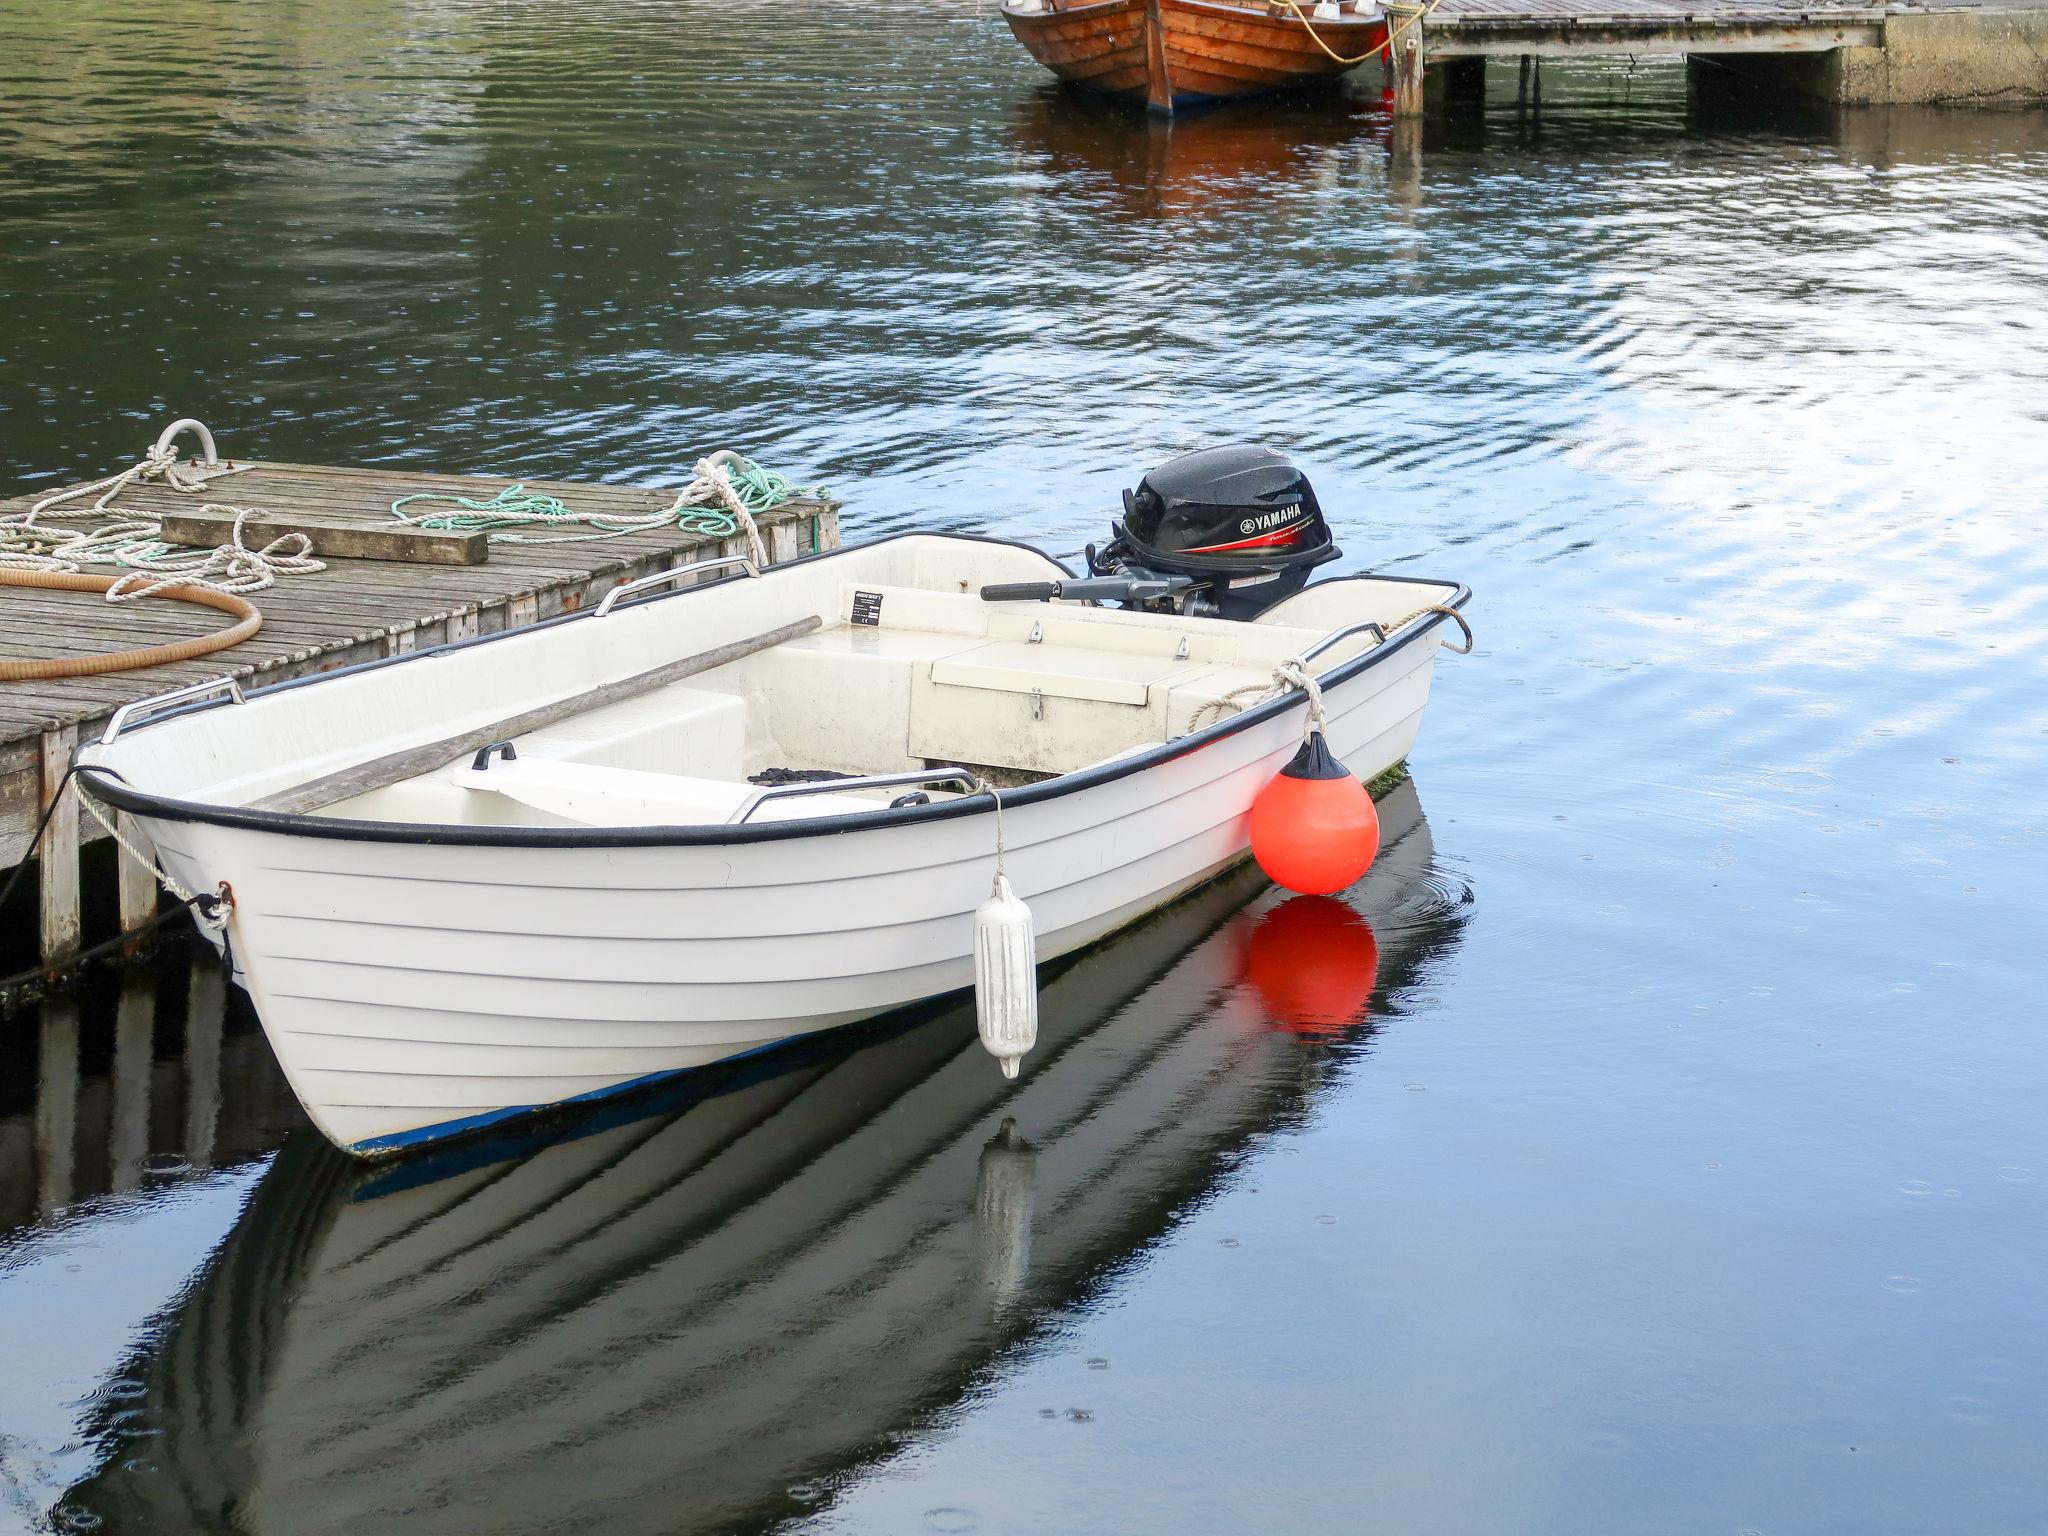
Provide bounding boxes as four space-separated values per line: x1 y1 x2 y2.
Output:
1185 602 1475 733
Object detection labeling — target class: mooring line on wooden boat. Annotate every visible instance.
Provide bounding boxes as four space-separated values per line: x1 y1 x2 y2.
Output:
1274 0 1444 67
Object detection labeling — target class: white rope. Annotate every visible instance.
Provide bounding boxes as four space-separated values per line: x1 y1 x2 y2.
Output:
0 419 283 593
100 506 326 601
1183 607 1474 734
26 435 243 520
687 451 769 569
977 776 1008 877
1273 656 1328 739
76 791 231 933
385 449 774 565
1186 656 1330 739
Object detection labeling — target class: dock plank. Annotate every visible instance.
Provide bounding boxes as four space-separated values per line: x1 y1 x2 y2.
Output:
1426 0 1893 34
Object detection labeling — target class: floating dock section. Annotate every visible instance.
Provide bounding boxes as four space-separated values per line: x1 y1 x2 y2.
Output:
0 458 839 977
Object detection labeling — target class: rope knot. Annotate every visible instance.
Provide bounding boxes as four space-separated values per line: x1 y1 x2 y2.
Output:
1273 656 1328 741
192 883 234 933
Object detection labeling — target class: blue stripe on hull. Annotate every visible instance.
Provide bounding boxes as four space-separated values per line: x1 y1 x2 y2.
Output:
346 1035 805 1156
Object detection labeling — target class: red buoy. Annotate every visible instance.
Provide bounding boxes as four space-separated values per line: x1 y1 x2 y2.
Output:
1248 731 1380 895
1245 895 1381 1035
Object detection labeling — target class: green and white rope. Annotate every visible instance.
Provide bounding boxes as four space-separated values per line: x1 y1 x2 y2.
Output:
388 450 819 570
3 423 819 599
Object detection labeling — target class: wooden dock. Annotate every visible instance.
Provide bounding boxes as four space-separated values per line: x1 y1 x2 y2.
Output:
1 454 839 976
1381 0 2048 112
1425 0 1886 57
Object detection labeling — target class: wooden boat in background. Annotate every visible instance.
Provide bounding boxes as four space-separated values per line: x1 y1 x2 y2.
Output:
1003 0 1389 114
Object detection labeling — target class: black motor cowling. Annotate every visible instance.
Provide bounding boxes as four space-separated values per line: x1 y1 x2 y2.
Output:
1090 445 1340 620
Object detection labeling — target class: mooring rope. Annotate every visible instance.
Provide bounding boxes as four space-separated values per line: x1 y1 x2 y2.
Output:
0 763 233 1014
25 432 245 520
0 419 251 577
6 424 815 604
1274 0 1445 69
388 451 813 571
0 418 310 600
1184 605 1473 733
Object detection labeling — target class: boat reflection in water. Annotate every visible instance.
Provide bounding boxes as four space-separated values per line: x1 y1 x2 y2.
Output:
62 778 1467 1536
1008 84 1393 220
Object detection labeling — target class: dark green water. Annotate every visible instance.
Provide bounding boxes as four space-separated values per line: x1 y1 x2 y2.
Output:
4 2 2048 1532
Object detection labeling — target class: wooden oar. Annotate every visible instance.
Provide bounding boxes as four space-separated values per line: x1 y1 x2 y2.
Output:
251 615 821 815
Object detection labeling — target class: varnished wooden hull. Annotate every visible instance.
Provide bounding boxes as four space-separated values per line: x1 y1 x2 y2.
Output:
1004 0 1388 114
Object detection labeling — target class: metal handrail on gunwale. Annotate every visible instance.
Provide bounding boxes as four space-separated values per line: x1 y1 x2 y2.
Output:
73 531 1470 848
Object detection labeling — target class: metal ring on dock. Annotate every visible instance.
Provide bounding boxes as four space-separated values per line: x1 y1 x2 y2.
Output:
0 567 260 681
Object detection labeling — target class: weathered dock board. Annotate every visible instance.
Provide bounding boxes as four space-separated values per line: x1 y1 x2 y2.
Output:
0 457 839 972
1429 0 1886 54
1386 0 2048 112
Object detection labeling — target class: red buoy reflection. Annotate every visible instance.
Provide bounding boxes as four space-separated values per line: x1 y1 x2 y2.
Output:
1245 895 1381 1037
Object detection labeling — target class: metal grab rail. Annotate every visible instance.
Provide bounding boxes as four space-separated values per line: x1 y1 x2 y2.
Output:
1296 604 1472 669
100 676 246 745
594 555 759 618
728 767 981 826
1297 618 1388 665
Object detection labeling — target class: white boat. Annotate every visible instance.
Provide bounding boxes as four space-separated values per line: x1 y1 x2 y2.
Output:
77 451 1468 1157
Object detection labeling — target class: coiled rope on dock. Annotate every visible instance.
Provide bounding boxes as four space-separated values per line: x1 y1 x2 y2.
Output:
387 451 815 570
0 418 321 599
5 420 818 603
0 419 252 582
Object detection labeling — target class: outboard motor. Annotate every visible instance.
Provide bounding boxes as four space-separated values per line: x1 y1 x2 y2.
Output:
980 446 1341 620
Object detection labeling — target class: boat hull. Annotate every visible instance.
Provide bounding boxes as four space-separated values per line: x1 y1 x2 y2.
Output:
1004 0 1388 113
128 636 1441 1155
58 793 1457 1534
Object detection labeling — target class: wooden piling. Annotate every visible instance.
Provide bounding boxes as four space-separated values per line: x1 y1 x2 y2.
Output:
1387 2 1427 117
109 978 152 1192
35 998 78 1217
116 812 158 954
36 726 79 969
184 953 226 1167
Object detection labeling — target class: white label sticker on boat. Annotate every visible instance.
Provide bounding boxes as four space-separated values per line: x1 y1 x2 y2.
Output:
852 590 884 626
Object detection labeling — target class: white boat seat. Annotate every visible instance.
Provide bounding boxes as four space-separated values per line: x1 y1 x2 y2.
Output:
447 757 884 829
836 581 1332 667
509 683 749 779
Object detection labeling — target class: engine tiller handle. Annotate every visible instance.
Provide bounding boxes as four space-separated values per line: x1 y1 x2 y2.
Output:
979 582 1063 602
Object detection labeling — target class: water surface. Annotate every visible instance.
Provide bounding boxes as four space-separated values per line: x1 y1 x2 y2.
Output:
3 2 2047 1532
